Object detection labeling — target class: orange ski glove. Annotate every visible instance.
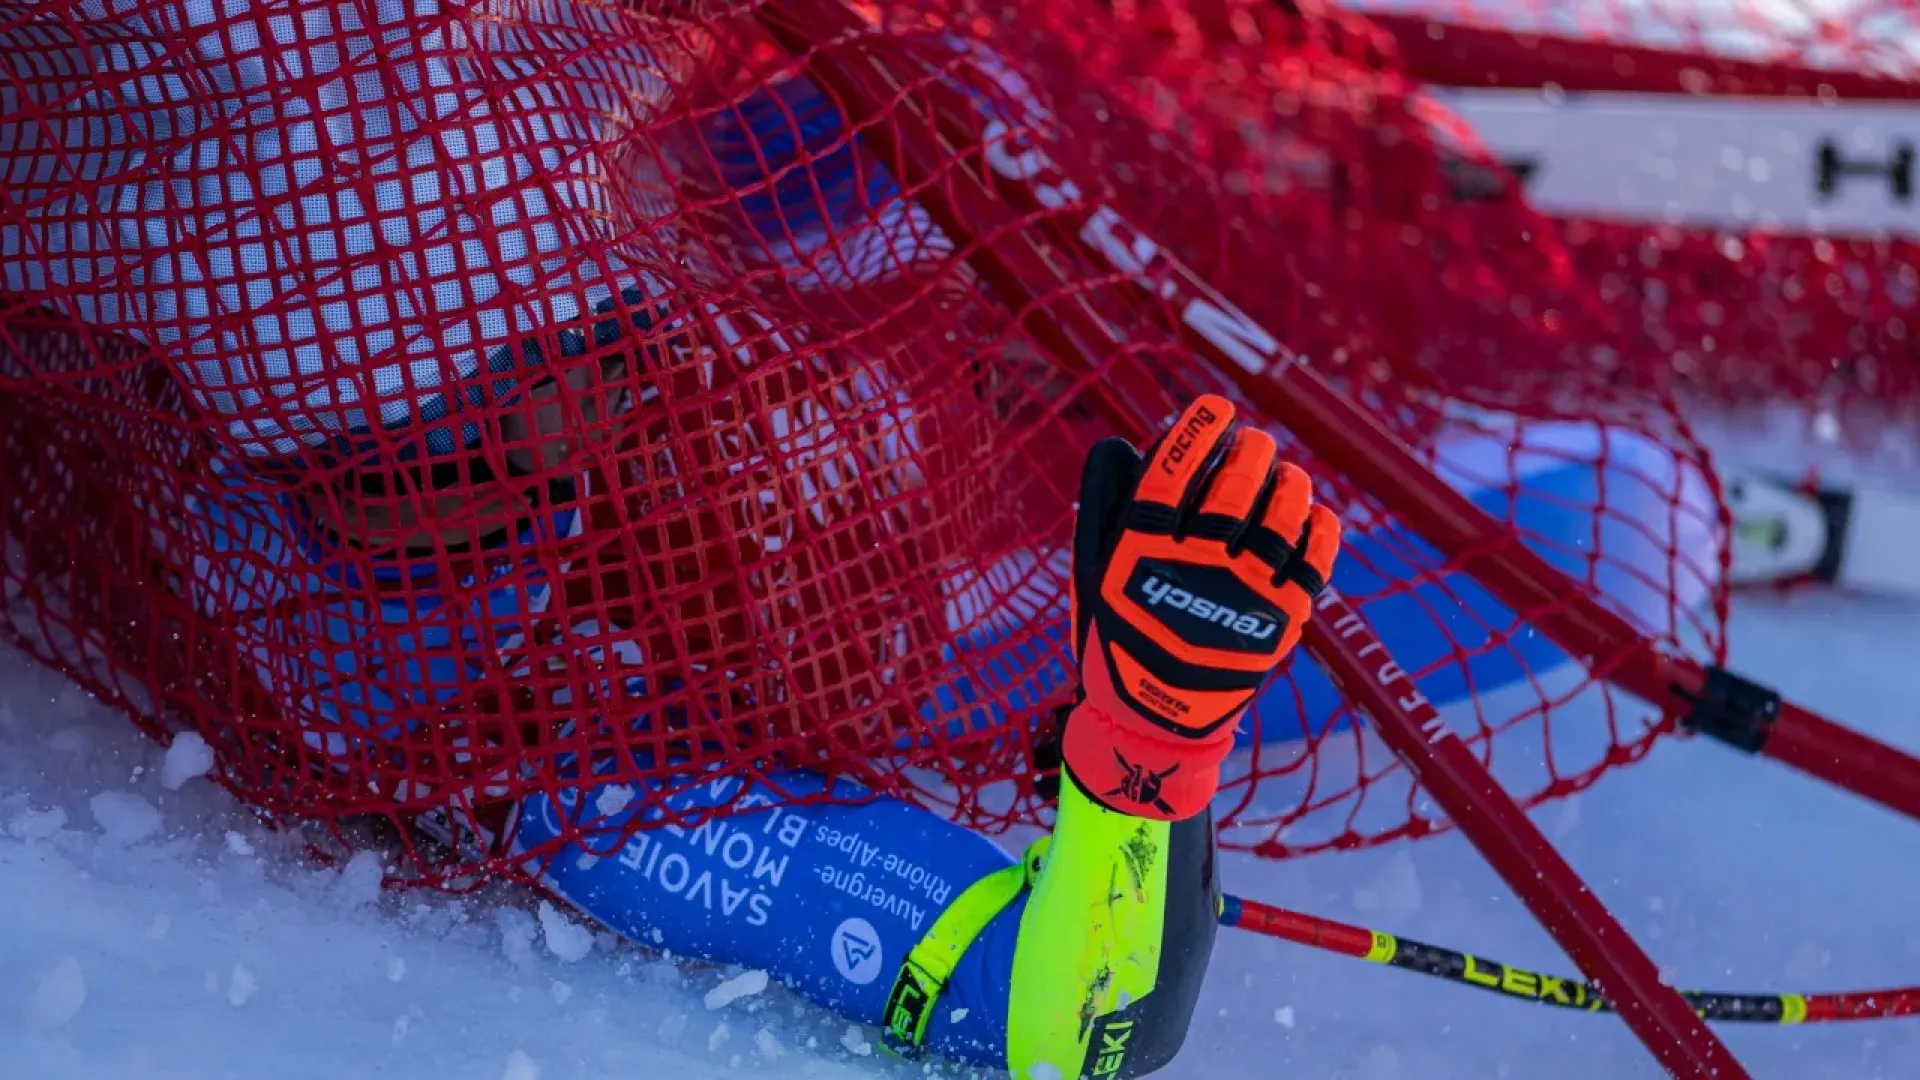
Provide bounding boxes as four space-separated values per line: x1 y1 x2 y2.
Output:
1061 394 1342 821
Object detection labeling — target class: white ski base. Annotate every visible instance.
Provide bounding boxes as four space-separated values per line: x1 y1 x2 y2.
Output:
1833 480 1920 599
1726 469 1920 599
1429 88 1920 238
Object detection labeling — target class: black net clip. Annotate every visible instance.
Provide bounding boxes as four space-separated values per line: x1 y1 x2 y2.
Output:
1678 666 1781 755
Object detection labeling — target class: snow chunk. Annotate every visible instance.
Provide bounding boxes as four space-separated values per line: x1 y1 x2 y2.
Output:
225 831 255 857
704 969 769 1011
1029 1064 1064 1080
496 908 538 970
501 1049 541 1080
595 785 634 817
160 731 216 789
948 1007 970 1024
333 850 385 908
90 791 160 844
707 1021 731 1052
755 1027 784 1060
385 956 407 983
840 1024 872 1057
537 901 593 963
391 1004 424 1044
22 956 86 1031
7 805 66 840
227 964 258 1006
656 1012 688 1044
1274 1005 1295 1029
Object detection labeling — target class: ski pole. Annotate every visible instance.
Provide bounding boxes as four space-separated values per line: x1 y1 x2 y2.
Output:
1221 894 1920 1025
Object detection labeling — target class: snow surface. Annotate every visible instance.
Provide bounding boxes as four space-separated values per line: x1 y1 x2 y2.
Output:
3 588 1918 1079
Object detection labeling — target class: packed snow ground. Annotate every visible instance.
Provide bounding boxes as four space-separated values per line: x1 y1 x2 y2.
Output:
3 587 1919 1079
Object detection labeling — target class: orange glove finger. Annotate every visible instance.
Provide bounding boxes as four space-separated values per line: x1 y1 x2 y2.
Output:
1196 426 1277 528
1256 460 1314 548
1237 461 1336 606
1132 394 1237 510
1299 503 1343 590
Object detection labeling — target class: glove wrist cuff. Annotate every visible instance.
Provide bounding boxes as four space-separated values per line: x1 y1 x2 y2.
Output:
1060 700 1234 822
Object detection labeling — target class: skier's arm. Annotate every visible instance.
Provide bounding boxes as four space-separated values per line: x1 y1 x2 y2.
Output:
520 759 1215 1075
1002 395 1339 1078
531 396 1339 1079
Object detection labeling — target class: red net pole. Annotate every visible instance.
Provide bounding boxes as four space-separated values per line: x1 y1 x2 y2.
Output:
750 4 1752 1075
1370 13 1920 99
1758 699 1920 824
1307 587 1746 1080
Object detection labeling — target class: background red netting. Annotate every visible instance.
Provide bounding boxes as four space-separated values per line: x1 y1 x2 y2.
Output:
1365 0 1920 441
1 0 1740 885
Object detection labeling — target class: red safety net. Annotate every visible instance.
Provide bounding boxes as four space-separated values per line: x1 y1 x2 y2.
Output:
0 0 1731 886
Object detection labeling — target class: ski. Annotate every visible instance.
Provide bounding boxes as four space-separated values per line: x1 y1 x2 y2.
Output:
1724 470 1920 598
